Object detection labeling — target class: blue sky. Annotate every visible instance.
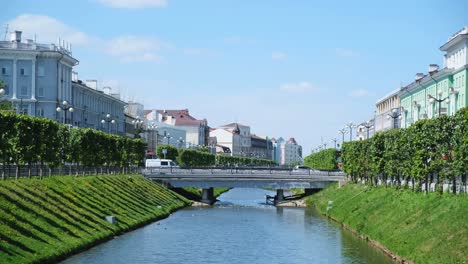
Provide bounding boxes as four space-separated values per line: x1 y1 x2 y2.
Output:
2 0 467 155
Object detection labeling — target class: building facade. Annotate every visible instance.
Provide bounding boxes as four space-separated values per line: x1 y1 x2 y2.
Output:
400 27 468 128
71 80 126 134
145 109 209 147
280 138 303 166
0 31 77 119
374 89 401 132
0 31 126 134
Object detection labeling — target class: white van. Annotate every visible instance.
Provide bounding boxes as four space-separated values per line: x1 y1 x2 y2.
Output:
145 159 178 168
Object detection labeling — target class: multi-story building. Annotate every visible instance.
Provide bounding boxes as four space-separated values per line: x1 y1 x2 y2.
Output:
210 123 244 156
71 79 126 134
271 137 303 166
143 120 187 153
250 135 273 159
145 109 209 147
374 89 401 132
280 138 303 166
0 31 77 118
400 26 468 127
0 30 126 134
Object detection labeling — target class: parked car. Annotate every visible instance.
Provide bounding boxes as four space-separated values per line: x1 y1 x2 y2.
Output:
292 165 312 172
145 159 179 168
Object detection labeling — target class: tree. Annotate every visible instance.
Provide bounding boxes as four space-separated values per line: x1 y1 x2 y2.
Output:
157 144 178 160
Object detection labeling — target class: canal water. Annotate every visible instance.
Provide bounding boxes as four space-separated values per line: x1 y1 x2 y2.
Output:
62 188 393 264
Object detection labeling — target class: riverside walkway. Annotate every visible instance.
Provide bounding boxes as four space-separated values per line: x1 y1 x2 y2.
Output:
143 167 346 204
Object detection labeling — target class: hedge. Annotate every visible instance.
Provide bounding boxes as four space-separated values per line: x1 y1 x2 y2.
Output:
304 148 338 170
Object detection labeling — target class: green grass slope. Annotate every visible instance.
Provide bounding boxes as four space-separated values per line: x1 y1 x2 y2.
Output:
0 175 190 264
306 183 468 264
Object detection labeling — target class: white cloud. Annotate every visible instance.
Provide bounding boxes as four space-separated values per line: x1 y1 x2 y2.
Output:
335 48 360 58
279 82 319 93
272 51 287 61
349 89 370 98
106 36 169 63
97 0 168 9
8 14 90 46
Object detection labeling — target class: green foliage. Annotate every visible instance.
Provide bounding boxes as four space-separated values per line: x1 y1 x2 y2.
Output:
306 183 468 264
342 107 468 192
215 155 277 166
0 175 190 264
177 149 215 167
0 112 146 168
304 148 338 170
156 144 179 160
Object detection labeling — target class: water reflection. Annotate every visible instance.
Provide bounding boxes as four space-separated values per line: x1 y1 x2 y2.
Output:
62 188 393 264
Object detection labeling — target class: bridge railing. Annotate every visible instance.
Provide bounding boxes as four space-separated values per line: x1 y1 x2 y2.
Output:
142 167 346 177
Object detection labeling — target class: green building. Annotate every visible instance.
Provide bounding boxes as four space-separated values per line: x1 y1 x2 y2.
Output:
400 27 467 128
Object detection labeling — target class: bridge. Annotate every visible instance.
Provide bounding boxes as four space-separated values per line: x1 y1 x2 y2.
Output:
143 167 346 204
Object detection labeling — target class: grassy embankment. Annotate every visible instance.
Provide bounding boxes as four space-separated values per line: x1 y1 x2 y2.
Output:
0 175 190 264
305 183 468 264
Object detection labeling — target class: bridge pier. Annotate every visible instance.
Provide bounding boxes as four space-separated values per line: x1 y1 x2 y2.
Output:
275 189 285 204
201 187 215 204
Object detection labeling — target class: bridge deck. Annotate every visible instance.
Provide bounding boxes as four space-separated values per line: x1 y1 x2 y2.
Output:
143 168 346 189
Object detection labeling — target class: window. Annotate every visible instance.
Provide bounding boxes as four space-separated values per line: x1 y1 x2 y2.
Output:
38 66 45 77
38 87 44 97
20 68 25 76
1 67 5 75
20 86 27 96
36 108 44 117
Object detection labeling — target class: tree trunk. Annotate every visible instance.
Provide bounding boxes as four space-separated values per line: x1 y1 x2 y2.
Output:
15 165 19 180
425 174 429 193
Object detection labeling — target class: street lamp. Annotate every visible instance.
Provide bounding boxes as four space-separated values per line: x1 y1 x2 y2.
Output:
338 128 347 144
332 138 338 149
346 122 355 141
428 90 449 117
56 100 74 125
147 122 158 154
363 120 374 139
386 108 403 128
164 133 172 144
131 116 145 138
101 113 116 133
177 137 184 149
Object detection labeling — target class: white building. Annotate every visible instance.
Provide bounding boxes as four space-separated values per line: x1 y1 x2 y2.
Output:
143 120 187 153
272 137 303 166
374 89 401 132
209 123 245 156
145 109 209 147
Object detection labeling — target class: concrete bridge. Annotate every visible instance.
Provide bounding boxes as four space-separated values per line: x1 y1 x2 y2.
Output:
143 168 346 204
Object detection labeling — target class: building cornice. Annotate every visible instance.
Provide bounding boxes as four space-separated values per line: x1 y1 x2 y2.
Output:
440 34 468 51
399 68 454 97
72 81 127 106
0 49 79 66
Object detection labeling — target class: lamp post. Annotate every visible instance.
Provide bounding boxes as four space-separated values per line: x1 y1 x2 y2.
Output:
338 128 347 144
332 138 338 149
147 122 158 154
346 122 355 142
387 108 402 128
363 120 374 139
131 116 145 138
177 137 184 149
428 90 449 117
101 113 116 133
164 133 172 145
0 85 9 110
56 100 74 125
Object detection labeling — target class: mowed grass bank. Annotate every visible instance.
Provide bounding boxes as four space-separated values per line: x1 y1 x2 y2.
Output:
0 175 190 264
306 183 468 264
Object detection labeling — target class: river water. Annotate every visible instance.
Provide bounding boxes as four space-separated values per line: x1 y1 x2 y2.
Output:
62 188 393 264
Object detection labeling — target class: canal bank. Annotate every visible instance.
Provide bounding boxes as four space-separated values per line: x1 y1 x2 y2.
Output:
305 183 468 264
0 175 190 264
